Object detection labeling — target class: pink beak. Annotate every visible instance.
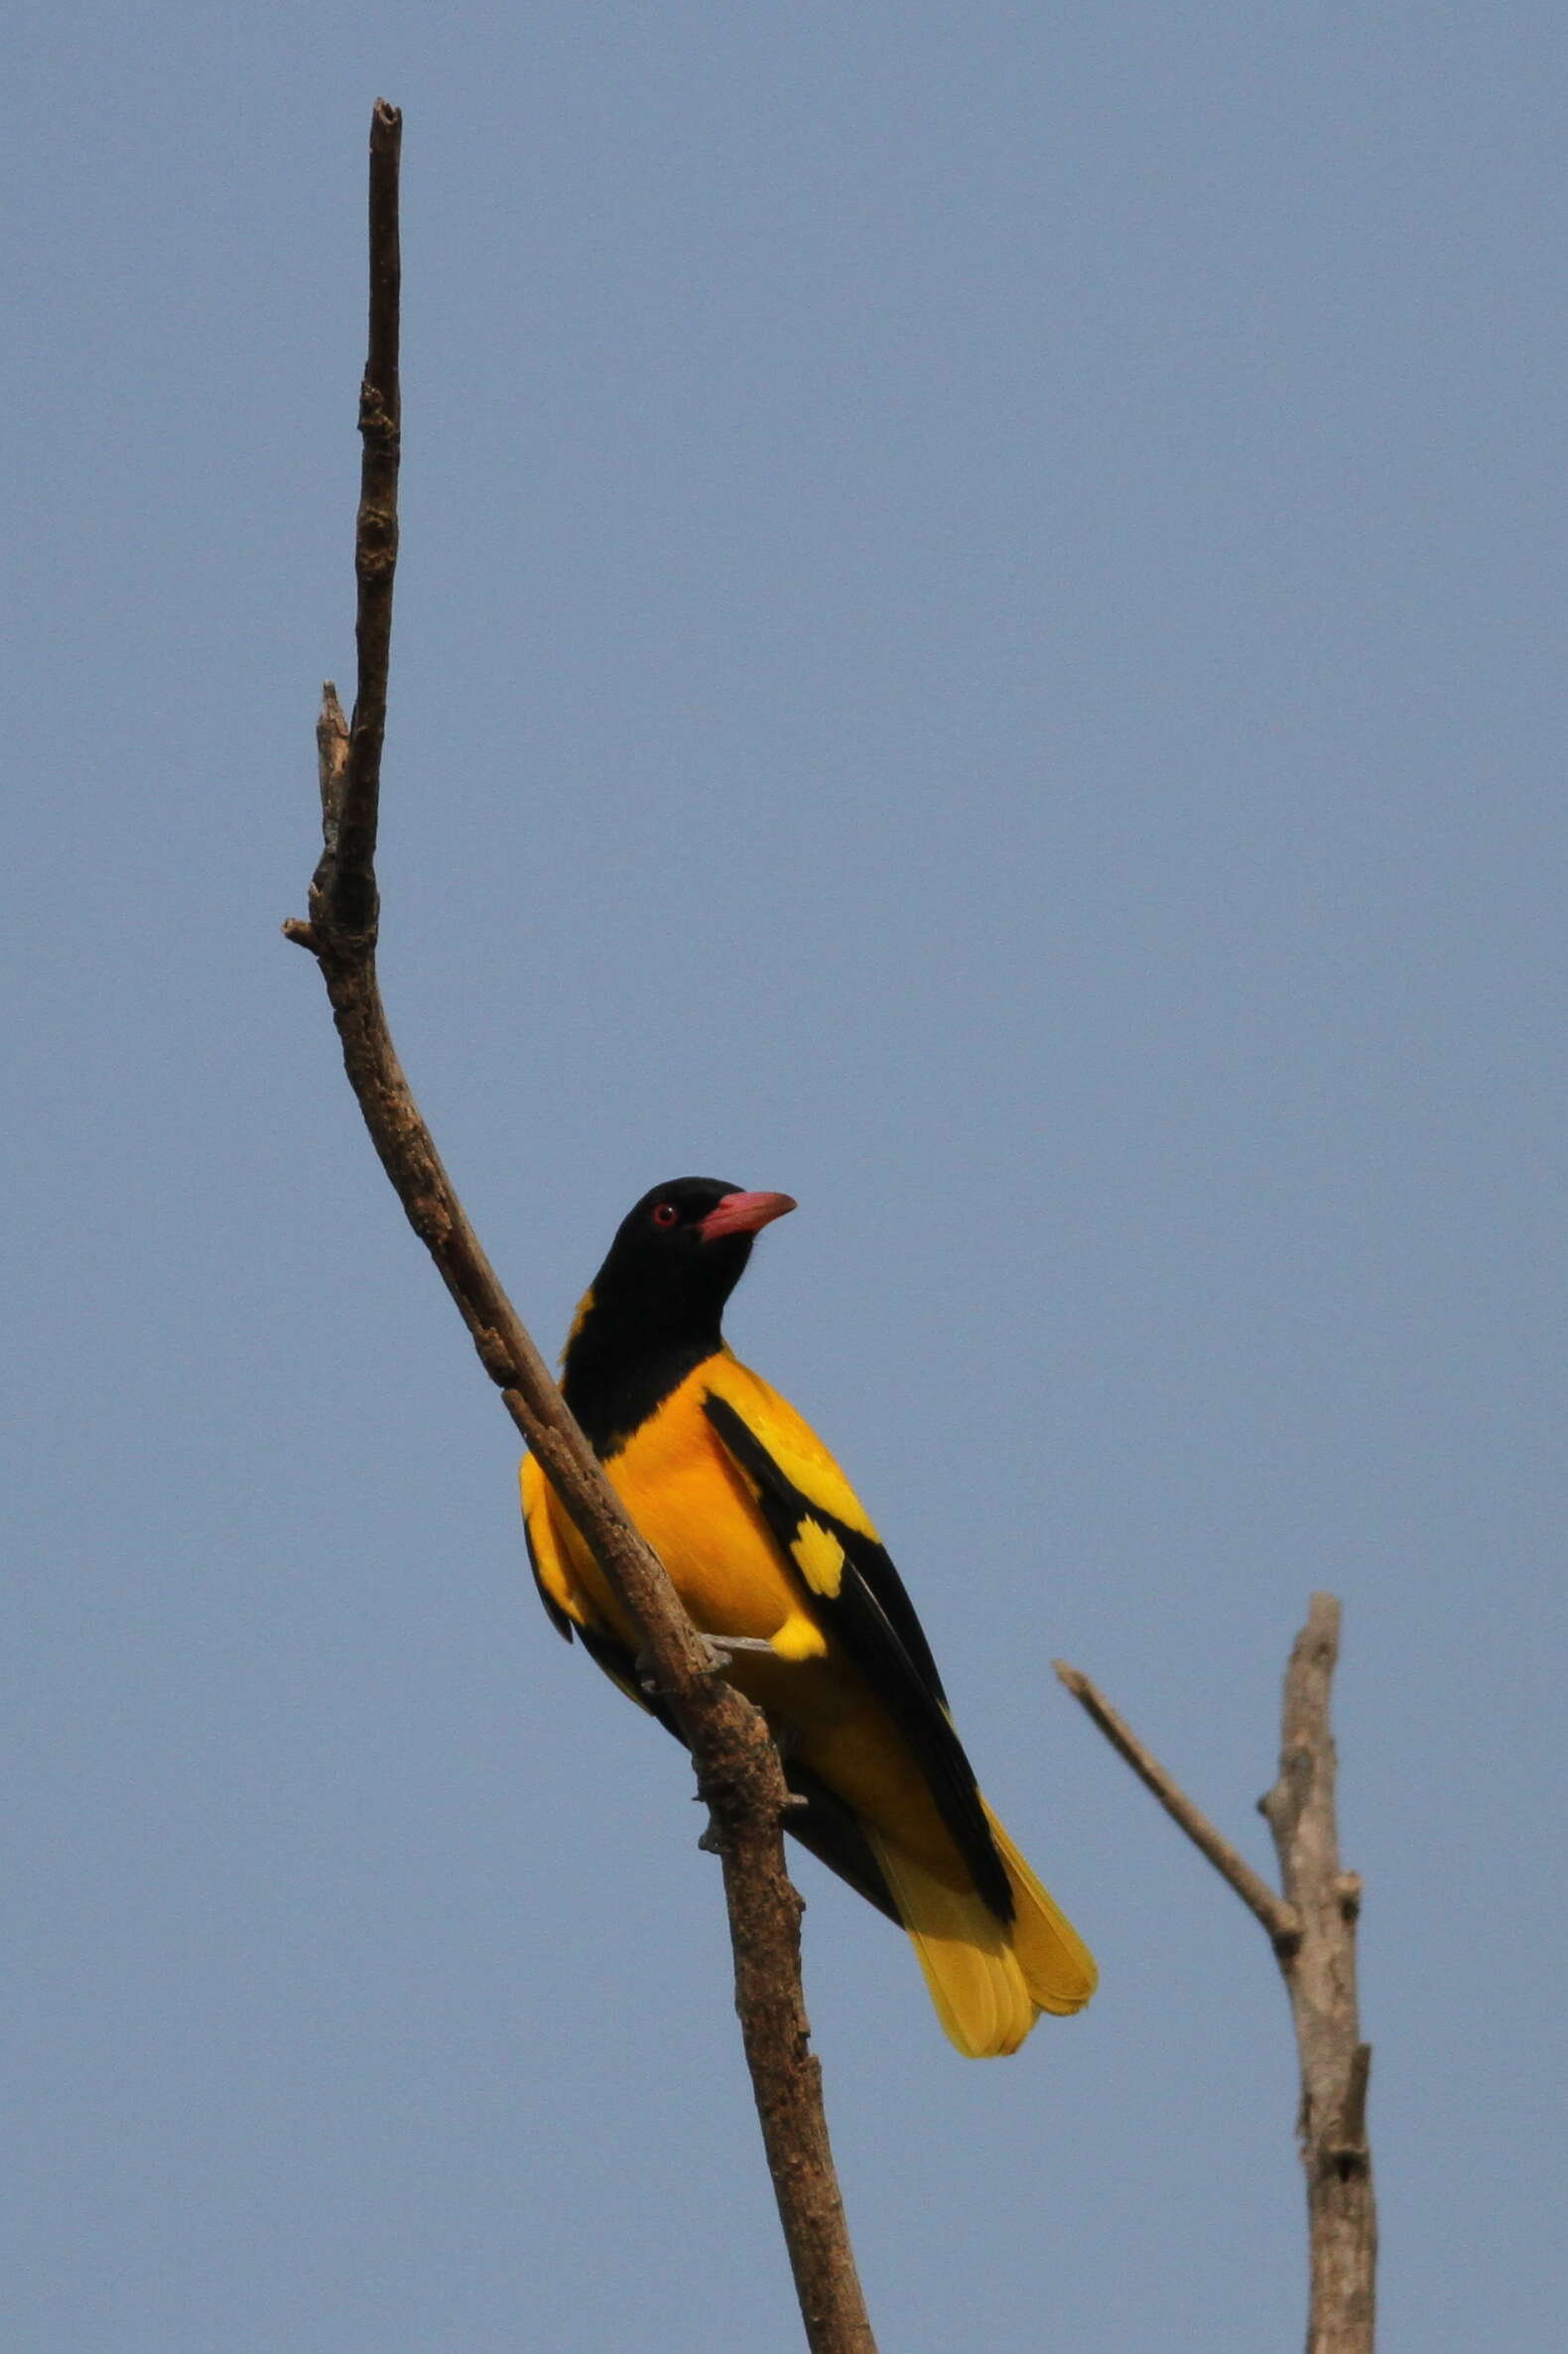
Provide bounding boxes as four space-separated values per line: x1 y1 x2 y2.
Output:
698 1189 798 1242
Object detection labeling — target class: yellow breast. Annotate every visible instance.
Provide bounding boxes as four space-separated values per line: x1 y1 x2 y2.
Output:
552 1359 815 1653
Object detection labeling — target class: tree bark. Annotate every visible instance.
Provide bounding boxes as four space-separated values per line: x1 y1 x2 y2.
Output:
285 100 875 2354
1259 1596 1376 2354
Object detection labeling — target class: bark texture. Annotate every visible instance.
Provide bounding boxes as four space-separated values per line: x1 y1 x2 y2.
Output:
1259 1596 1376 2354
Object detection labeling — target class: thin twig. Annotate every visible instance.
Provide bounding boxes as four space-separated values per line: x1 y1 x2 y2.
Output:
1059 1600 1375 2354
284 102 875 2354
1053 1660 1299 1947
335 95 401 937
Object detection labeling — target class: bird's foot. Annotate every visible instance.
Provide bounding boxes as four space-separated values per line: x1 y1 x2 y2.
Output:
701 1633 777 1668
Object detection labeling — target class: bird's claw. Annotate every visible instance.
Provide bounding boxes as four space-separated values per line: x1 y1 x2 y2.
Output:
700 1632 777 1672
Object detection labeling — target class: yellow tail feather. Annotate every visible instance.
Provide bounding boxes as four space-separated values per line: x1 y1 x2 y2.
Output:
867 1834 1035 2057
983 1804 1099 2019
866 1810 1096 2057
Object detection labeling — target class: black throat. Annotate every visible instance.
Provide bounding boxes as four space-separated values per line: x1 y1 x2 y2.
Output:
561 1297 724 1459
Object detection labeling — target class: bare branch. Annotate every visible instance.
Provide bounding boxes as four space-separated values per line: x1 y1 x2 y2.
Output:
285 102 875 2354
1053 1659 1299 1947
1259 1595 1377 2354
328 97 401 942
1059 1600 1375 2353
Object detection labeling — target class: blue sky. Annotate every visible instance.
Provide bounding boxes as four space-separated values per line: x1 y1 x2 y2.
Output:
7 6 1564 2348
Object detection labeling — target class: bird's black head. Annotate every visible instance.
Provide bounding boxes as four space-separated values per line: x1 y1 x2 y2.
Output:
561 1178 796 1455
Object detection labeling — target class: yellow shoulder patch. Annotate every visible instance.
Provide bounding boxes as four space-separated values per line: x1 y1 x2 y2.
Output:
705 1355 882 1543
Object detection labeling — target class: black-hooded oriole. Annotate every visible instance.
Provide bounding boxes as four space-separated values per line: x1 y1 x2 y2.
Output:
521 1177 1096 2055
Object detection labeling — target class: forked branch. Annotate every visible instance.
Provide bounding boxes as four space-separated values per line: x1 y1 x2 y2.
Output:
284 101 874 2354
1057 1596 1375 2354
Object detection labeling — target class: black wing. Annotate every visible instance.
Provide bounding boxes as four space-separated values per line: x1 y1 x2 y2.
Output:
703 1390 1012 1921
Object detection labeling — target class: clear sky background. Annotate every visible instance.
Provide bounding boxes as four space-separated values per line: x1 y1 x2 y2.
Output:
7 6 1564 2349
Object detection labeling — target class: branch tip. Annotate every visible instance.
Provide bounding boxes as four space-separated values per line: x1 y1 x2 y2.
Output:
1263 1595 1376 2345
1056 1657 1297 1943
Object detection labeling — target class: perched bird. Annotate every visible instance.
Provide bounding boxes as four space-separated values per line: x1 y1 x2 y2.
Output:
521 1177 1096 2056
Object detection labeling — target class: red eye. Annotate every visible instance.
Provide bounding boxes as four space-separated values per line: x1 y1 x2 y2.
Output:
651 1202 679 1229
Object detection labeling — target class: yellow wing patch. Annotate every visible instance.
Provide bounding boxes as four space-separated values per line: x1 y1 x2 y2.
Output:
790 1515 847 1598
